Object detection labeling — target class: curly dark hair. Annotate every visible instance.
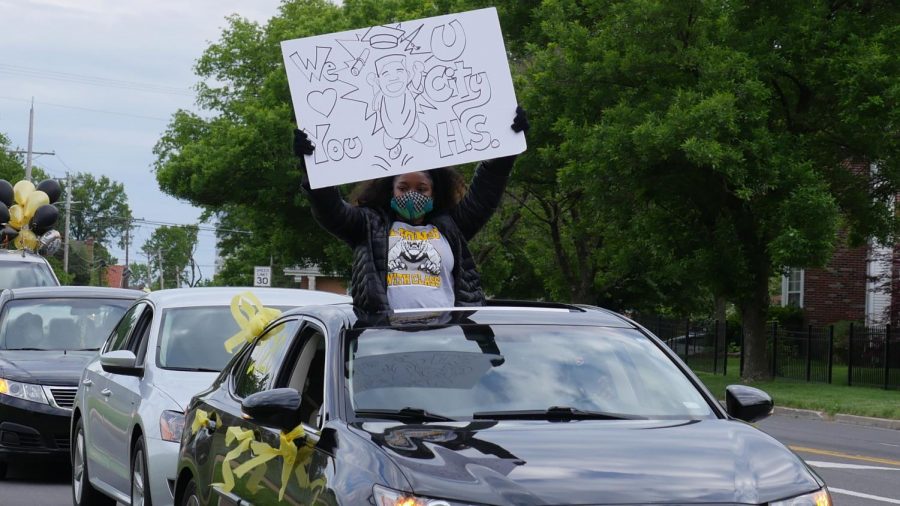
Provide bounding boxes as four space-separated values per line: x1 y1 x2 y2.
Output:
350 168 467 213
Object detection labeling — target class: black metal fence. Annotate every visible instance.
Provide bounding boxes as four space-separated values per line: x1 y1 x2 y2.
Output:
634 316 900 390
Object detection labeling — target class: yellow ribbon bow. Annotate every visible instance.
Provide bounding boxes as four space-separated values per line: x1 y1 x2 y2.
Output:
233 424 306 501
223 292 281 354
190 409 210 435
211 426 265 494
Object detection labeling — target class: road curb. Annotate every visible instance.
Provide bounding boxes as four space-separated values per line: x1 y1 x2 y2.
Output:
772 406 900 430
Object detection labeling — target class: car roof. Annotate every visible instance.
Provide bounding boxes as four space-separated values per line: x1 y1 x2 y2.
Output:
5 286 144 299
138 287 351 309
283 301 637 330
0 250 50 264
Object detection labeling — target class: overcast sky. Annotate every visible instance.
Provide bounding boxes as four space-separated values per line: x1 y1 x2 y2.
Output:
0 0 283 282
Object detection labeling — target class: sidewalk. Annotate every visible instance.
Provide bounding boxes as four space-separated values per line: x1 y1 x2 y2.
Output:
774 406 900 430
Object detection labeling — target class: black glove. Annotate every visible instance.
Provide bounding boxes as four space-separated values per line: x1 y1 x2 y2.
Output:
511 105 530 134
294 129 315 157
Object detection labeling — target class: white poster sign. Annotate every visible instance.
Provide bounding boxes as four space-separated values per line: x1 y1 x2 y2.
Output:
253 266 271 287
281 7 526 189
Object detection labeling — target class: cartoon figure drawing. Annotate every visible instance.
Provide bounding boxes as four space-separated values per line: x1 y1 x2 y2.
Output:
367 53 436 160
388 237 442 276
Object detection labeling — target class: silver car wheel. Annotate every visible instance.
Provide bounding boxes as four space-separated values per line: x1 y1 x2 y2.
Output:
73 430 85 502
132 448 145 506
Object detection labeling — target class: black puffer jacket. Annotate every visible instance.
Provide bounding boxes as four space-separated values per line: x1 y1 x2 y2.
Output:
303 156 515 313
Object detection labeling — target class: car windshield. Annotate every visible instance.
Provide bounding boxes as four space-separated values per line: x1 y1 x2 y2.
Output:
0 262 57 288
345 324 715 420
157 305 291 372
0 298 132 350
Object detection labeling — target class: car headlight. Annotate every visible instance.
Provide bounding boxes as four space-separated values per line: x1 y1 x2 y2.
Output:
159 410 186 442
770 488 831 506
0 377 50 405
374 485 472 506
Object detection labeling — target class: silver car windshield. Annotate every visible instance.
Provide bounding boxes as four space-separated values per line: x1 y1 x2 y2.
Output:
346 325 715 419
0 262 57 288
157 306 291 372
0 298 132 350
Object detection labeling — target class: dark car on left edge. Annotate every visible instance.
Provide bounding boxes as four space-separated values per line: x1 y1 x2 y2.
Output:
0 286 140 479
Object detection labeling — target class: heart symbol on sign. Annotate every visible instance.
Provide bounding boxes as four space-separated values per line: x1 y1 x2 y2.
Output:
307 89 337 118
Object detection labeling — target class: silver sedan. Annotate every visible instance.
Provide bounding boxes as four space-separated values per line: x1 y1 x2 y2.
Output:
70 287 349 506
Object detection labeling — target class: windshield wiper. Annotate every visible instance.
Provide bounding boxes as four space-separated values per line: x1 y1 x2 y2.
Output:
173 367 220 373
354 407 455 422
473 406 645 421
6 347 45 351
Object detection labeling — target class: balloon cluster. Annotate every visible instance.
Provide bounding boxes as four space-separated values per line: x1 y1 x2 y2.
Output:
0 179 62 255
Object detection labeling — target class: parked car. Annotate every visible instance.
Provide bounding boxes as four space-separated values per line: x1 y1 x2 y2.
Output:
0 286 140 479
0 250 60 288
71 287 350 506
174 302 831 506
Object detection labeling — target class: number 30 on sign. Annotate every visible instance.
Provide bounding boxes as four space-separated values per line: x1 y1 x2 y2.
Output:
254 266 271 287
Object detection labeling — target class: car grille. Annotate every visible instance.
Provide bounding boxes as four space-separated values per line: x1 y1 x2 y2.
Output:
46 386 78 409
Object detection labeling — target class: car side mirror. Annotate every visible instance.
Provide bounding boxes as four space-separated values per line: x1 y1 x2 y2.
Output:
99 350 142 377
241 388 303 432
725 385 773 423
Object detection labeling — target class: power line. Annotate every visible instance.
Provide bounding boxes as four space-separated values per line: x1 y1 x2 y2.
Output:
0 63 194 97
0 95 171 122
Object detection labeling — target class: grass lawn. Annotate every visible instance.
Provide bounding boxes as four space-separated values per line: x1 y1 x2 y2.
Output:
694 357 900 420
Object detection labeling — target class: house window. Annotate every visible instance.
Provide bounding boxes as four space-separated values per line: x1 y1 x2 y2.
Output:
781 268 804 308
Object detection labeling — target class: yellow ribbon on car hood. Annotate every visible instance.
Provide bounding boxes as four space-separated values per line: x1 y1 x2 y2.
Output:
211 426 266 494
233 424 305 501
190 409 210 435
223 292 281 353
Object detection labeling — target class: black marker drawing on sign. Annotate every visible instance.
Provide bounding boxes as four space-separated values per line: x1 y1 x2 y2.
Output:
367 53 436 160
289 12 512 179
307 88 337 117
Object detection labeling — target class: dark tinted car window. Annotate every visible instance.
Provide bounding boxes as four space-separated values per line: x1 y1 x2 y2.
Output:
0 262 57 288
0 298 133 350
346 325 715 419
234 320 300 398
106 302 145 352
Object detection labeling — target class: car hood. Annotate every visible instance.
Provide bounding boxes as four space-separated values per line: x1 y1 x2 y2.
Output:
355 418 820 505
149 369 220 412
0 350 96 385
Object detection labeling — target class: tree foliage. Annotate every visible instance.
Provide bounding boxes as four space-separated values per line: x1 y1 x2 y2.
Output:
63 173 133 249
140 225 200 289
154 1 900 380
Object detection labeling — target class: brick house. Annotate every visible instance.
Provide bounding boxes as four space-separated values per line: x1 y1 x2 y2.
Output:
282 265 347 296
780 163 894 326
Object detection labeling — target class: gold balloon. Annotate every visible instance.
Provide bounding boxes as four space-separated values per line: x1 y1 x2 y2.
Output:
14 229 37 251
8 205 25 229
24 191 50 221
13 180 35 207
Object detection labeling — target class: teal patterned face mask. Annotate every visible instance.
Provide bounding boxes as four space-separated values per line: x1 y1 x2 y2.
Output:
391 191 434 220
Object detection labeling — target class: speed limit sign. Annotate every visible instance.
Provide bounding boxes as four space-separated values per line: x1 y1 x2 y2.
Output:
254 266 271 287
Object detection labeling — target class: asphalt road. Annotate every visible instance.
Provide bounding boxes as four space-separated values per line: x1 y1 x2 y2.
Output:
757 414 900 505
0 414 896 506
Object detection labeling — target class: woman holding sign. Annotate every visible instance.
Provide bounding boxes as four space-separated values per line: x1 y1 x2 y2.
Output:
298 107 528 313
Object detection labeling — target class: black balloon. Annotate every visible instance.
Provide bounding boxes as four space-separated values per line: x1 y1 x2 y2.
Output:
31 204 59 230
0 180 12 207
36 179 62 204
0 202 8 226
1 226 18 240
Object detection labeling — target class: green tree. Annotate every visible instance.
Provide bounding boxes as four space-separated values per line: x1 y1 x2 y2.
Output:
141 225 200 289
125 263 153 289
515 0 900 379
63 173 133 249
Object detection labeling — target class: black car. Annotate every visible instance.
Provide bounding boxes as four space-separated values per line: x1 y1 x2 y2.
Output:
0 286 140 478
175 303 832 506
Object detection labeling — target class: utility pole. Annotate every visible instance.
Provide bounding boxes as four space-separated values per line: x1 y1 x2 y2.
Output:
158 250 164 290
63 173 72 273
122 222 130 288
25 99 34 181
